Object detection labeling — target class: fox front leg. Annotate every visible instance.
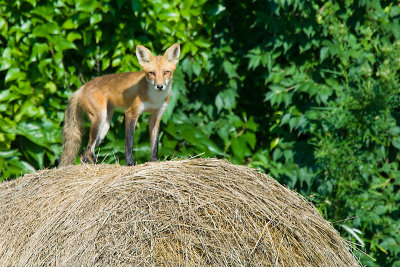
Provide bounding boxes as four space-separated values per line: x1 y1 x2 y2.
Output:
125 110 139 166
148 109 165 162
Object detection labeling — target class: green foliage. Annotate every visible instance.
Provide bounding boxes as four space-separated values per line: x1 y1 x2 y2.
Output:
0 0 399 265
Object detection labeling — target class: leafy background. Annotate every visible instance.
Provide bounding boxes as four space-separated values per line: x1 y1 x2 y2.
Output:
1 0 400 265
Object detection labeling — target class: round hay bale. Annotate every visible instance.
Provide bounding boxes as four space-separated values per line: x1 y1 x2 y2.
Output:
0 158 359 266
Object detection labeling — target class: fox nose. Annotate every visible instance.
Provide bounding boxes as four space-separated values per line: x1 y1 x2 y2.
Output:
156 84 164 90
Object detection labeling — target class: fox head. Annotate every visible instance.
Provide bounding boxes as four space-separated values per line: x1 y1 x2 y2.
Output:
136 43 180 91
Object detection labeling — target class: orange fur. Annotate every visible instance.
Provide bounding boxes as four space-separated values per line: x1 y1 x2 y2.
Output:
59 43 180 166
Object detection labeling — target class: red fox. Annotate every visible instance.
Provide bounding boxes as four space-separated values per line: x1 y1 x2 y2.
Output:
59 43 180 166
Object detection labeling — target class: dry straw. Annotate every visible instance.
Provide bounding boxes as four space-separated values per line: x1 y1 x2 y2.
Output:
0 158 360 266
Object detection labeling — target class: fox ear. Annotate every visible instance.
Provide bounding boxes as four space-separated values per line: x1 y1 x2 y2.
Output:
136 45 153 65
164 43 180 64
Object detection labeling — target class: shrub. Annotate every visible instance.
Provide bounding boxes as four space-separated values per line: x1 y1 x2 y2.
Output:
0 0 399 265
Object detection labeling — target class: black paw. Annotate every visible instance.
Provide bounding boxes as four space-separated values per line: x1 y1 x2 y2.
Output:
91 153 98 164
81 156 90 164
81 153 96 164
126 160 136 166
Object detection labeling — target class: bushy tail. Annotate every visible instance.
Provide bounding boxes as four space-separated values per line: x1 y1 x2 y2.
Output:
59 88 84 166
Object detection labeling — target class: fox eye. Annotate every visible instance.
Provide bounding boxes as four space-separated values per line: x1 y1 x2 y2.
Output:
148 72 155 75
164 71 170 75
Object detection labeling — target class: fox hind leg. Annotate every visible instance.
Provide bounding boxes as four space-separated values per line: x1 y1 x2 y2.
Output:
82 108 113 164
96 106 114 147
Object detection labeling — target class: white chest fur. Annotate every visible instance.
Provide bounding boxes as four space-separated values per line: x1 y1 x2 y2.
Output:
139 82 171 113
148 83 170 102
140 101 168 113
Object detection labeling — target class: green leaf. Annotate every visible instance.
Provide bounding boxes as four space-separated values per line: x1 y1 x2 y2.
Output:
320 47 329 62
231 136 248 160
50 36 77 51
5 68 21 83
0 150 21 158
67 32 82 42
75 0 99 12
32 22 60 37
0 16 8 37
215 94 224 113
0 57 11 71
31 5 54 21
17 122 48 148
270 137 280 150
62 19 76 30
23 141 45 168
44 81 57 93
243 132 256 150
90 13 102 25
223 60 238 79
392 138 400 149
30 43 49 60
